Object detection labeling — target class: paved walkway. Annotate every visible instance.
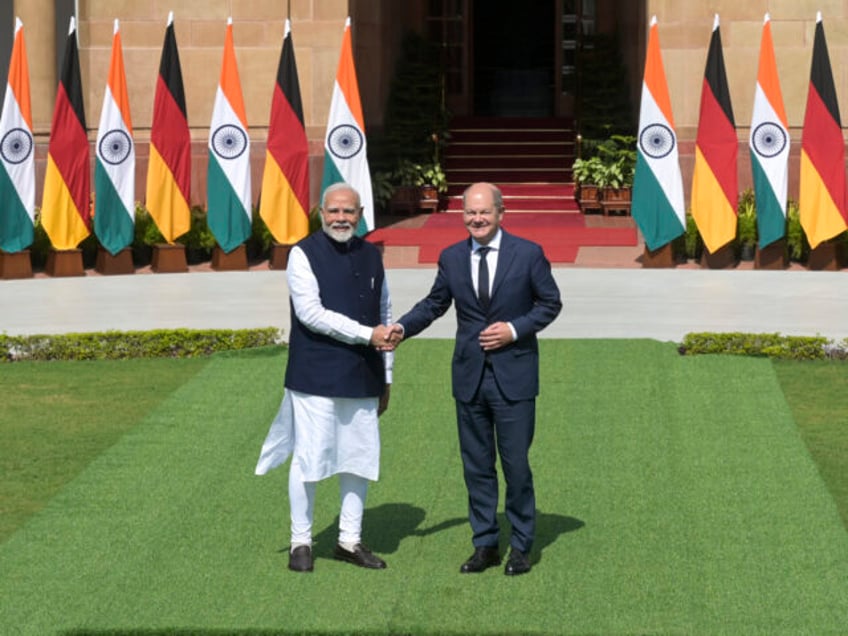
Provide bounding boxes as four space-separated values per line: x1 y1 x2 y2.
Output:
2 266 847 343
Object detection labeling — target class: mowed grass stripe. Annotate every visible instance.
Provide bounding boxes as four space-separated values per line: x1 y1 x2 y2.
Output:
0 342 846 635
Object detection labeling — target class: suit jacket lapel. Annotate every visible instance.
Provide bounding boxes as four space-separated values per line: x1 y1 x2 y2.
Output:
491 231 515 301
463 237 478 303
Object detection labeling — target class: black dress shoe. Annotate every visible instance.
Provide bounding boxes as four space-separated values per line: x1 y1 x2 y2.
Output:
460 546 501 573
288 545 313 572
333 543 387 569
504 548 531 576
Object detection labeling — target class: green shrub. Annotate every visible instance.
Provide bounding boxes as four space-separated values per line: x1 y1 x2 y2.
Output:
679 332 847 360
786 199 810 262
0 328 283 362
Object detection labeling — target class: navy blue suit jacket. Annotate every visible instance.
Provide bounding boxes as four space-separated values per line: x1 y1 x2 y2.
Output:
398 230 562 402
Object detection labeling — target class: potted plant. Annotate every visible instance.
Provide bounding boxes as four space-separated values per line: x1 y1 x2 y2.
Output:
597 134 636 204
571 155 604 212
786 199 810 263
389 158 447 213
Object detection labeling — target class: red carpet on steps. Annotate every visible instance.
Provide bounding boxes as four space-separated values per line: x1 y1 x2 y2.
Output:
367 212 638 264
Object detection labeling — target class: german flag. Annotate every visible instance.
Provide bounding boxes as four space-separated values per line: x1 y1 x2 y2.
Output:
259 18 310 245
799 12 848 249
41 17 90 250
145 11 190 244
690 15 737 254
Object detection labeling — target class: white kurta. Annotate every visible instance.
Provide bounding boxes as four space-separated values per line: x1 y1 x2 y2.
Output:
255 243 393 481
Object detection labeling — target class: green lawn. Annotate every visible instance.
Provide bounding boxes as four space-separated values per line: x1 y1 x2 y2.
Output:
0 341 846 635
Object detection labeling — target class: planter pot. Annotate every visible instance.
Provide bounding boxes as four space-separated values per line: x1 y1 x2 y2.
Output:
577 184 601 214
700 243 737 270
269 243 293 270
95 247 134 275
45 249 85 277
600 186 632 216
601 186 632 203
0 249 33 279
211 244 248 271
641 243 675 268
151 243 188 273
755 239 788 270
388 186 420 215
739 243 755 262
807 239 846 271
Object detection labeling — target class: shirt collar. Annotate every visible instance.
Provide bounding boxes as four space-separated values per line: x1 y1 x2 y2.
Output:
472 229 503 253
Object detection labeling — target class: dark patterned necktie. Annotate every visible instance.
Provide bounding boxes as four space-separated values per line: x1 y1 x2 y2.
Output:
477 247 490 308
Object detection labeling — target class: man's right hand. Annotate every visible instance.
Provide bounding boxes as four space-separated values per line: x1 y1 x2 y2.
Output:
371 324 404 351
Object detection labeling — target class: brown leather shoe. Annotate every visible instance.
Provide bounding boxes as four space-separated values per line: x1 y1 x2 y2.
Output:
333 543 387 569
288 545 313 572
460 546 501 573
504 548 531 576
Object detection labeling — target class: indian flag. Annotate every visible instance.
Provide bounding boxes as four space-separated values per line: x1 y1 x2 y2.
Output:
94 19 135 256
0 17 34 253
207 17 251 254
631 15 685 252
321 16 374 235
749 13 789 249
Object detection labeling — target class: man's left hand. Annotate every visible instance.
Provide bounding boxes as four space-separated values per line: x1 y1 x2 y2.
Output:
479 322 514 351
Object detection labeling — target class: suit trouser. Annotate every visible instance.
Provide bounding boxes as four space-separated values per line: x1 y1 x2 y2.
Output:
456 364 536 554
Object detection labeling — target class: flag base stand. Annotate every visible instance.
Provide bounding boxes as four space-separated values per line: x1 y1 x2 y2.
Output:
755 239 788 270
807 239 846 271
0 249 33 279
95 247 134 275
212 244 247 271
45 249 84 277
640 243 675 268
269 243 293 270
700 244 737 269
151 244 188 273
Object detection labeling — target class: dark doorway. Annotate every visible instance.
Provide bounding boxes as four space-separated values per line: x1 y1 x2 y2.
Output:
472 0 555 116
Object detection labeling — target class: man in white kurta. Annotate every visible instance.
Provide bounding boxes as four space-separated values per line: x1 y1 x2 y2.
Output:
255 184 394 573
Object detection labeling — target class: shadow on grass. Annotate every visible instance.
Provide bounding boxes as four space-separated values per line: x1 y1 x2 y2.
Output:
309 502 584 565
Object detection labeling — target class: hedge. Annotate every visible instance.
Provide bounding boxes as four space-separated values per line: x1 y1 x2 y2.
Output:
0 328 283 362
679 332 848 360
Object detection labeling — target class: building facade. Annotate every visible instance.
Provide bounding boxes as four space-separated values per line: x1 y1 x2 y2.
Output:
2 0 846 210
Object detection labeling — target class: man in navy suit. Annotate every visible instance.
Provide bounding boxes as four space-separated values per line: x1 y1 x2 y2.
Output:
389 182 562 575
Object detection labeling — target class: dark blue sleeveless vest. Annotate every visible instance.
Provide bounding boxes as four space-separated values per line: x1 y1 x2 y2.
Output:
284 231 385 398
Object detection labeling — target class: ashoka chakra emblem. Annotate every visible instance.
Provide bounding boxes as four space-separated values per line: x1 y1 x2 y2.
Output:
212 124 248 160
328 124 363 159
639 123 675 159
752 122 787 158
1 127 33 164
98 129 133 165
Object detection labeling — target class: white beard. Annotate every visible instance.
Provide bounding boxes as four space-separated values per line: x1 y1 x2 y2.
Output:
323 223 355 243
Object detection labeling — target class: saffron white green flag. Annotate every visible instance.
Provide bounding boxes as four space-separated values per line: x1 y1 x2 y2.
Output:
321 16 374 235
749 13 789 249
95 19 135 256
207 17 252 253
0 17 35 253
632 15 685 251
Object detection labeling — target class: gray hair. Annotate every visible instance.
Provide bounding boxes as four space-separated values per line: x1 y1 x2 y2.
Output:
322 182 361 208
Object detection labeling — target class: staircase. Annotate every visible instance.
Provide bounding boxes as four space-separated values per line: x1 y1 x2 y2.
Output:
442 117 578 212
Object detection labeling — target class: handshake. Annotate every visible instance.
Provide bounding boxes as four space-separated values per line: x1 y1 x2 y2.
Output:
370 324 404 352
